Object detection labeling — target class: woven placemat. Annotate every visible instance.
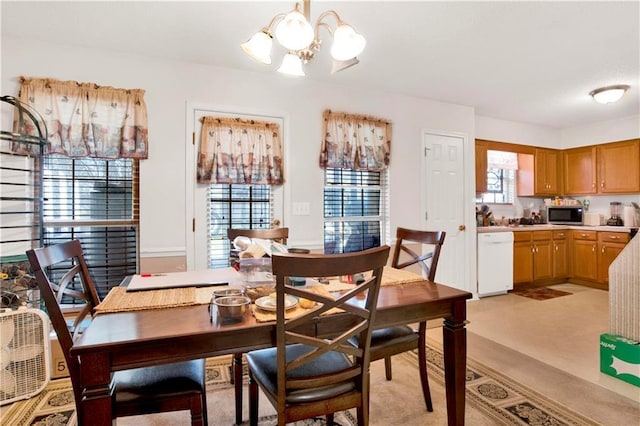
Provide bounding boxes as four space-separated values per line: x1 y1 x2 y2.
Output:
321 266 425 292
95 286 197 314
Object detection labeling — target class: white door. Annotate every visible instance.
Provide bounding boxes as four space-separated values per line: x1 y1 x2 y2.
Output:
422 131 468 291
185 104 285 270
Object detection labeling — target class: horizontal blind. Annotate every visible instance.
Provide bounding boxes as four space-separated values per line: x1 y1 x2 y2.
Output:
207 184 271 269
42 156 139 300
324 169 385 254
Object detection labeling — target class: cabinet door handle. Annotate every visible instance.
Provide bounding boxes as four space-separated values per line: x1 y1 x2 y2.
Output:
592 182 595 189
592 245 596 253
602 246 606 253
609 235 619 240
601 181 605 188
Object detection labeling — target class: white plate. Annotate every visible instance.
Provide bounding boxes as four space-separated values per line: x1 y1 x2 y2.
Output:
255 295 298 311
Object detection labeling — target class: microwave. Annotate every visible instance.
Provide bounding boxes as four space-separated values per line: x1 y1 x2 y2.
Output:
546 206 584 225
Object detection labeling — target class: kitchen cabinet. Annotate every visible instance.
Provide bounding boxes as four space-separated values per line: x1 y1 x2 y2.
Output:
475 140 488 194
564 146 597 195
513 231 553 283
552 230 568 278
564 139 640 195
518 149 561 196
597 139 640 193
597 231 631 285
572 230 599 281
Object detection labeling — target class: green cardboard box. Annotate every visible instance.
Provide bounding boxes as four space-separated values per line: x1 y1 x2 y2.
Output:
600 333 640 387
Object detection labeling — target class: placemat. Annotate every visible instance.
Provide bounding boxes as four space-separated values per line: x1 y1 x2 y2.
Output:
95 286 197 313
321 266 425 292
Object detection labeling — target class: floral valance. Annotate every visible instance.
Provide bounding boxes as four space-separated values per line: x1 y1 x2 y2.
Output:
12 77 148 159
197 116 284 185
319 109 391 171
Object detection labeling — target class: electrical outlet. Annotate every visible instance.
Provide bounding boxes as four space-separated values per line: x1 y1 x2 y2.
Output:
292 202 310 216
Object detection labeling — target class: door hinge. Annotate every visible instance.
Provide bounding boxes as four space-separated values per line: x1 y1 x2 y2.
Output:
425 211 428 221
424 147 429 157
192 218 195 232
192 132 195 145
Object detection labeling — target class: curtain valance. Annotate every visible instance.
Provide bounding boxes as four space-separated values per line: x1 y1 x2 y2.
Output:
12 77 148 159
197 116 284 185
319 109 391 171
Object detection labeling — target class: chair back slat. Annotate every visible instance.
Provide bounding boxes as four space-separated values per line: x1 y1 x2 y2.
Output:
391 227 446 281
227 227 289 244
270 245 390 405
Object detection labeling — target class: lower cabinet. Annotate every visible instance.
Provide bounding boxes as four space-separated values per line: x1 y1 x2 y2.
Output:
512 228 628 287
597 231 631 285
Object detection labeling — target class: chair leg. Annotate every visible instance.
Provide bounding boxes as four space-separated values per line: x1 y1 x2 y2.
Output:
248 371 259 426
233 353 243 425
418 322 433 412
326 413 334 425
384 356 392 380
189 393 206 426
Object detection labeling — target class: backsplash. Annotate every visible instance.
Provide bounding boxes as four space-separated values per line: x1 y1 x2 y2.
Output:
482 194 640 224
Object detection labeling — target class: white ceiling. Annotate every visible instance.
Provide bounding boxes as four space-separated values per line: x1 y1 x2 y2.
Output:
2 1 639 129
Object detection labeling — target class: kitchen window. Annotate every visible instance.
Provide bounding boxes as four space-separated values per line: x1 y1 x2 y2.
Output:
42 155 139 299
323 168 387 254
479 150 517 204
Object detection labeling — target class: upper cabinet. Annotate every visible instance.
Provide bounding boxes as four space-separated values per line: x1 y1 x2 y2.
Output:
475 140 488 194
597 139 640 194
518 148 561 196
563 146 597 194
564 139 640 195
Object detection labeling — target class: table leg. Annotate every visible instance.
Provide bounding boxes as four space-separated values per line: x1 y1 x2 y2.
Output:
234 353 243 425
77 352 114 426
442 302 467 426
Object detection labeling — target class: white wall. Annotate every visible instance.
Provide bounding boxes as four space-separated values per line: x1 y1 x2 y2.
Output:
560 115 640 148
1 37 476 265
475 115 561 148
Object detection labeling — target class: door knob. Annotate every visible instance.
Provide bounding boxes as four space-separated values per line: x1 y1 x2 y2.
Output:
458 225 466 231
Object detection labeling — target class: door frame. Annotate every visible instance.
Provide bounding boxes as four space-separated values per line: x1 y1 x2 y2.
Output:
184 101 290 270
420 128 477 296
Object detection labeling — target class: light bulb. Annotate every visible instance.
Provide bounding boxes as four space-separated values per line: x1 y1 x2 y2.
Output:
275 10 314 51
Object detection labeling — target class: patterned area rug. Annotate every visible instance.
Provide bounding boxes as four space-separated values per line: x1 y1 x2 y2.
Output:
511 287 572 301
1 343 598 425
415 340 599 425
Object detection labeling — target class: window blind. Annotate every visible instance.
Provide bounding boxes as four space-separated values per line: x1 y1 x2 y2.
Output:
207 184 272 269
42 156 139 299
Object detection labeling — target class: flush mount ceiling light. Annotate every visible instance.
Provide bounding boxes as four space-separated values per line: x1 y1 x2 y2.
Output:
241 0 366 77
589 85 630 104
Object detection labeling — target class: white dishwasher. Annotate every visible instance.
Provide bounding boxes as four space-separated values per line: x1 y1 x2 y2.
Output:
477 231 514 297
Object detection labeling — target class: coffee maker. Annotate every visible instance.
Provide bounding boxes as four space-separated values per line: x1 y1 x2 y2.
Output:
606 202 624 226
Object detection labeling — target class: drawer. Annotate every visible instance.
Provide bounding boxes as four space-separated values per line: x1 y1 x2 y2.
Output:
553 230 567 240
573 230 597 241
598 232 630 244
532 230 552 241
513 231 532 242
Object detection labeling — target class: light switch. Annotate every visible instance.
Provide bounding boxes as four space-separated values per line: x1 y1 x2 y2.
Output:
292 202 310 216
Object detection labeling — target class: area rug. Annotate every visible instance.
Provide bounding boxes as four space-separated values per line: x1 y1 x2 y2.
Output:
511 287 572 301
1 343 599 426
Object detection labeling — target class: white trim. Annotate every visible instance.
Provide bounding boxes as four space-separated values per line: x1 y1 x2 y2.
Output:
140 248 186 258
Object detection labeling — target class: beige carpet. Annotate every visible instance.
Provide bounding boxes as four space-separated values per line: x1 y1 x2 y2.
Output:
1 338 603 425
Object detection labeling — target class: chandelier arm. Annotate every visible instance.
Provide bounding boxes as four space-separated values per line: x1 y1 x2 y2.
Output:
263 12 287 35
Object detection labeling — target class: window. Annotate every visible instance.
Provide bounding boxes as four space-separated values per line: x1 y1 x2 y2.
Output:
207 184 272 268
323 168 387 254
479 151 517 204
42 155 139 299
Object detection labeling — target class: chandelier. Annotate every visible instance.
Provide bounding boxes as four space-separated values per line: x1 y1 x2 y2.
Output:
241 0 366 76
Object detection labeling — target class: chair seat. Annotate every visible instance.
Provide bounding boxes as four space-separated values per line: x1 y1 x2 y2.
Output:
114 359 206 404
348 325 418 352
246 344 355 404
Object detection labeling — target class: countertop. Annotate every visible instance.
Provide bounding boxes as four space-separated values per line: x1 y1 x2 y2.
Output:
477 224 638 233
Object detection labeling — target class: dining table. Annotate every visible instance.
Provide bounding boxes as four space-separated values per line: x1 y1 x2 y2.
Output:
70 268 472 426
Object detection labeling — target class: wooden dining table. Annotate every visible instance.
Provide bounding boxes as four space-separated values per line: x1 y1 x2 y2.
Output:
71 276 472 426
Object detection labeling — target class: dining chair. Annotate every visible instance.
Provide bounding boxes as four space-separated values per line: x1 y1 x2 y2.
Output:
356 227 445 412
26 240 208 426
226 226 290 423
246 245 390 426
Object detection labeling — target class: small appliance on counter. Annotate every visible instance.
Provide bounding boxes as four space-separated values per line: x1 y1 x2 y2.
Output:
584 212 605 226
606 202 624 226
